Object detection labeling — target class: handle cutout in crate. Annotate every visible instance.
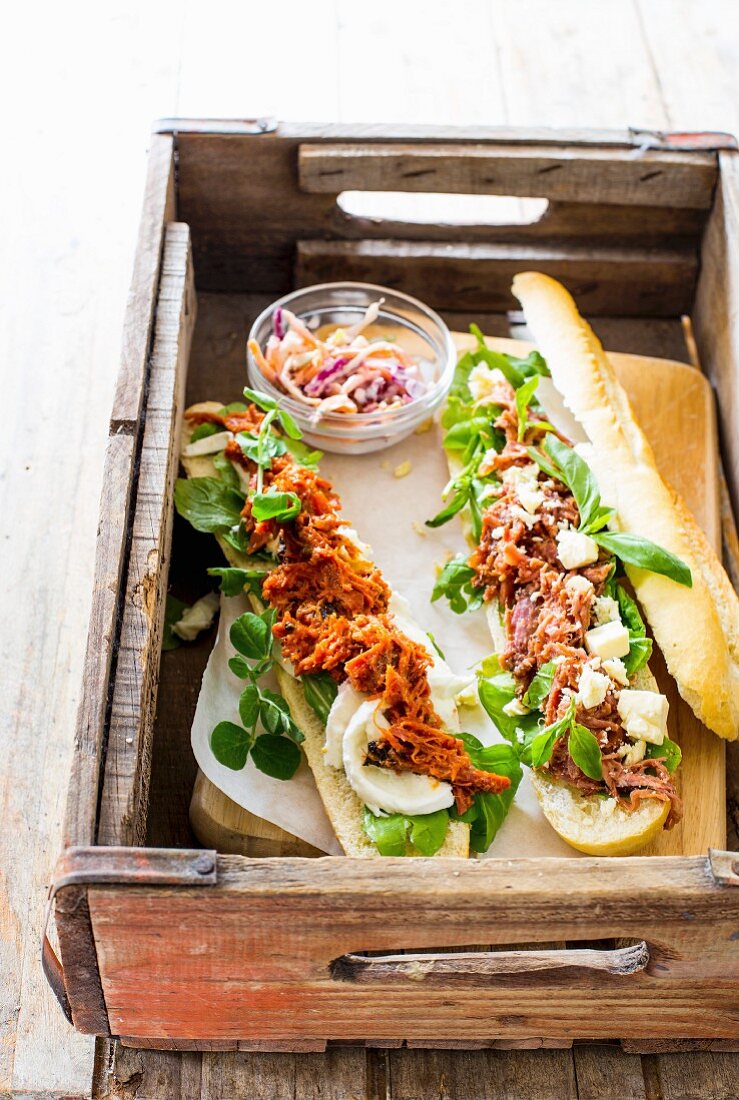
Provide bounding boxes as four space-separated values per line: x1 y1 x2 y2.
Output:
331 943 649 984
337 191 548 228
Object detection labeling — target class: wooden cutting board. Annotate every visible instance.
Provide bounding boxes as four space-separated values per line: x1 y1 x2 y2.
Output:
189 336 726 859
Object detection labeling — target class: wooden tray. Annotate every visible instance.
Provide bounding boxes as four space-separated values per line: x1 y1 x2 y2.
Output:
46 123 739 1051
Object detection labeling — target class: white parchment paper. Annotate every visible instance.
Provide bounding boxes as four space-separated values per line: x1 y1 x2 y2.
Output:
191 418 575 857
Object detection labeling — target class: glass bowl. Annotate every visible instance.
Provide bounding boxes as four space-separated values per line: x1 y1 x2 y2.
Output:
246 282 456 454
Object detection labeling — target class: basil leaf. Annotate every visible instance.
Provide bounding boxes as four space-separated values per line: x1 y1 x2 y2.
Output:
208 566 266 598
362 808 409 856
174 477 245 533
284 436 322 468
477 656 541 744
645 736 682 774
568 722 603 780
211 721 253 770
431 556 483 615
426 487 470 529
212 449 241 490
527 446 561 481
162 594 188 651
237 431 287 465
518 697 575 767
301 672 339 723
408 810 450 856
522 661 556 710
594 531 692 588
515 376 539 441
218 401 248 414
448 350 476 404
239 683 260 728
454 743 522 853
230 610 273 661
250 733 301 780
507 349 550 379
222 523 251 554
543 435 601 531
190 422 221 444
243 386 278 412
443 416 494 453
614 584 653 675
251 490 301 523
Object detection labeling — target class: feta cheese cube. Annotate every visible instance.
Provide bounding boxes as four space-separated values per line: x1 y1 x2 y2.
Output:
617 689 669 746
593 595 620 624
566 574 594 597
556 527 600 570
602 657 629 686
619 738 647 766
511 505 538 529
469 363 507 403
503 697 530 717
576 664 610 709
502 463 544 515
585 620 630 659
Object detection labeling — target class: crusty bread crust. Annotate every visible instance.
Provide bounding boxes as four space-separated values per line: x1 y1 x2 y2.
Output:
181 402 470 858
512 273 739 741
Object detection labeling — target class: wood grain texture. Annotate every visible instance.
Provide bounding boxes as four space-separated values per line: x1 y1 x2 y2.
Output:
298 142 717 207
98 224 196 847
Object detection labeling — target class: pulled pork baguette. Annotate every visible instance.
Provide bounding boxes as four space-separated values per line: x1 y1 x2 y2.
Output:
181 402 470 859
512 272 739 741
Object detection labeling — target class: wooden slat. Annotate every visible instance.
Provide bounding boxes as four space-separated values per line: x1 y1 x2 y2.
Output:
98 224 196 847
86 854 739 1043
62 140 174 851
298 142 717 208
296 239 697 316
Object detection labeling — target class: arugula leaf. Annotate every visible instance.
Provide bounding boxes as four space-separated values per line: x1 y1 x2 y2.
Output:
211 721 253 770
362 809 409 856
615 584 653 675
212 449 241 490
301 672 339 723
477 656 541 744
230 609 274 661
431 556 483 615
250 733 301 779
515 376 540 442
190 422 221 444
646 736 682 774
593 531 692 588
251 490 302 523
361 808 450 857
522 661 556 710
208 566 266 598
542 435 601 531
568 722 604 780
162 594 188 651
174 477 245 533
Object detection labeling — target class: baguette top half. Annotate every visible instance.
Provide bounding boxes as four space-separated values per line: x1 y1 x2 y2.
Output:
512 273 739 741
180 401 470 858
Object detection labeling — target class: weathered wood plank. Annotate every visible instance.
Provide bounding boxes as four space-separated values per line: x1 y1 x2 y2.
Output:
296 239 697 316
98 224 196 847
298 143 717 208
573 1044 647 1099
387 1048 578 1099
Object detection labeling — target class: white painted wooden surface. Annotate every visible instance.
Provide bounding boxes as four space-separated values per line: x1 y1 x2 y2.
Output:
0 1 738 1095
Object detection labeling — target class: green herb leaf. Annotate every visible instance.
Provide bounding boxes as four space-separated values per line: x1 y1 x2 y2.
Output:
522 661 556 710
250 733 301 780
174 477 245 533
301 672 339 723
431 556 483 615
426 487 470 529
646 736 682 774
230 609 274 661
211 721 253 770
208 566 267 599
515 376 539 442
594 531 692 588
283 436 322 468
243 386 278 412
518 698 575 768
212 449 241 490
258 688 305 743
239 684 261 727
443 416 496 453
615 584 653 675
362 809 410 856
218 402 248 414
426 631 446 661
277 408 302 440
408 810 451 856
190 422 221 444
222 523 251 554
452 742 522 853
251 490 302 523
237 431 287 465
228 656 252 679
543 435 601 531
568 722 604 780
477 656 541 743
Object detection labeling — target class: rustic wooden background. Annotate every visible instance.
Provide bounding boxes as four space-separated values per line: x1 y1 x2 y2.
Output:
2 1 739 1097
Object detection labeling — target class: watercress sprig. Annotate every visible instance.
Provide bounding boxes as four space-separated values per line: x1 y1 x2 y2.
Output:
210 606 304 780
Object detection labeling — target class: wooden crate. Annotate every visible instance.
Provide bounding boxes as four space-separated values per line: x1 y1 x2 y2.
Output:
46 122 739 1052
